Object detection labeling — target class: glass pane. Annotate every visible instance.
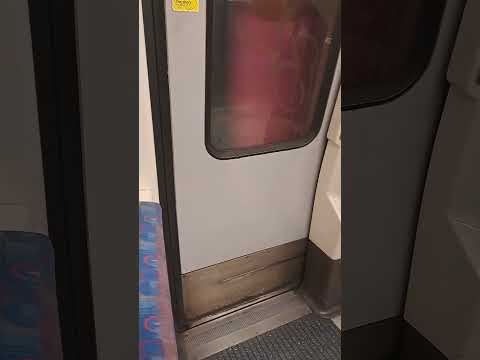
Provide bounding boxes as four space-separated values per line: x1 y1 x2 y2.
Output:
343 0 446 109
207 0 339 157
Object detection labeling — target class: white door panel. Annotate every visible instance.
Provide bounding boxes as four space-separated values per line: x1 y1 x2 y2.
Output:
165 1 340 273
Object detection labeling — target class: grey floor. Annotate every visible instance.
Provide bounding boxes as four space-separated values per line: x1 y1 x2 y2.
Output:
205 314 341 360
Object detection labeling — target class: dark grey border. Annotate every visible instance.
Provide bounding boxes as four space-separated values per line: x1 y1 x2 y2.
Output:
28 0 98 357
204 0 341 160
74 0 139 357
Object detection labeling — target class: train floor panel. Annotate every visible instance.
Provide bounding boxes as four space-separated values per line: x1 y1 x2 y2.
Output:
180 291 340 360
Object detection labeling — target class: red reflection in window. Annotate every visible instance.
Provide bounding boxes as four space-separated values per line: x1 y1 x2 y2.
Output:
209 0 335 153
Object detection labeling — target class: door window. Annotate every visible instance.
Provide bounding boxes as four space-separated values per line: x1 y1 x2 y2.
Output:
206 0 339 158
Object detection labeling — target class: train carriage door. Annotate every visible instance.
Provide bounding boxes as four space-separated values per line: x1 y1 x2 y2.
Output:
144 0 340 327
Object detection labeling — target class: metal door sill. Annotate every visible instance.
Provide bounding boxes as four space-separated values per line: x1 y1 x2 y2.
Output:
179 291 311 360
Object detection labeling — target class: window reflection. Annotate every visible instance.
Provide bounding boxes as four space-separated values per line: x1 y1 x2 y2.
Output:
208 0 338 156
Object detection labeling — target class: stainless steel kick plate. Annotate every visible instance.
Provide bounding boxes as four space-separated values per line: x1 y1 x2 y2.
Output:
182 239 307 324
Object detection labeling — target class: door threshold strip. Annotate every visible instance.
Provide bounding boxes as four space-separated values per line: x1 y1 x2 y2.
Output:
179 291 311 360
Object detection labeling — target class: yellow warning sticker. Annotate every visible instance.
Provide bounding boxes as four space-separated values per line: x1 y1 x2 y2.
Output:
172 0 199 12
